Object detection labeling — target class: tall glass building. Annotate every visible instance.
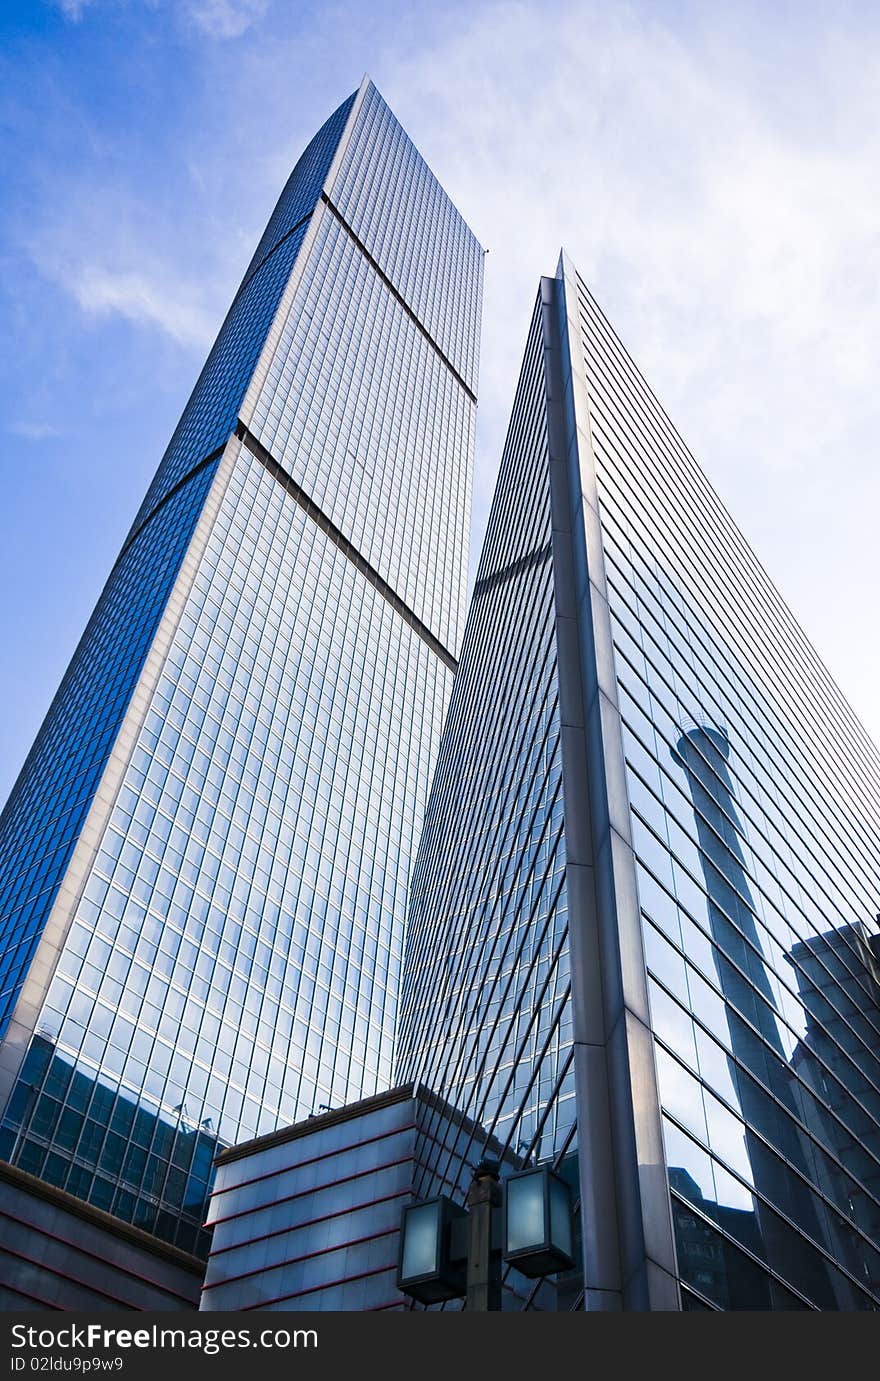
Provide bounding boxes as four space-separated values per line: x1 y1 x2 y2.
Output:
397 254 880 1310
0 77 483 1257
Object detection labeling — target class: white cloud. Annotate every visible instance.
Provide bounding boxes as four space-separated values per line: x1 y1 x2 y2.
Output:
14 0 880 741
69 264 216 347
8 421 64 441
54 0 269 37
183 0 269 39
55 0 94 19
376 0 880 739
22 180 230 352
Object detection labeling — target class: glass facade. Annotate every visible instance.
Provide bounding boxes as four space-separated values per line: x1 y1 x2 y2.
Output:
0 460 220 1043
574 266 880 1310
0 89 356 1047
0 79 482 1257
397 295 580 1310
399 257 880 1310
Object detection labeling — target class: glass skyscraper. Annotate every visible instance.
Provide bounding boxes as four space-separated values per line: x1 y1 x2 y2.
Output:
397 254 880 1310
0 77 482 1257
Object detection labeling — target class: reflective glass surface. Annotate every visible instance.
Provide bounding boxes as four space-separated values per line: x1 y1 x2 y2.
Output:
0 81 482 1253
397 298 578 1309
572 271 880 1309
0 461 218 1040
131 91 356 533
330 82 483 398
5 442 454 1250
0 91 356 1045
249 82 481 654
400 259 880 1312
247 208 475 653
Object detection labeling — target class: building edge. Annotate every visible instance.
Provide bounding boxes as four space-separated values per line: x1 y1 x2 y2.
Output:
0 78 382 1139
0 435 244 1130
545 256 680 1309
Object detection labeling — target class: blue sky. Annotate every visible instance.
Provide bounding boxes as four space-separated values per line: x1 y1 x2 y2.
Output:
2 0 879 803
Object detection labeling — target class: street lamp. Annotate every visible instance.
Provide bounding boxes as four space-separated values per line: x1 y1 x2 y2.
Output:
397 1160 574 1309
397 1197 467 1304
504 1165 575 1277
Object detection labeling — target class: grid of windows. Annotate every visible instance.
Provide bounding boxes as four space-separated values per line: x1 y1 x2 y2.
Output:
247 209 475 653
572 271 880 1310
0 461 219 1039
241 92 356 280
0 79 482 1257
132 225 310 532
131 91 356 533
397 298 579 1309
2 445 453 1250
0 91 357 1048
398 258 880 1311
329 81 483 399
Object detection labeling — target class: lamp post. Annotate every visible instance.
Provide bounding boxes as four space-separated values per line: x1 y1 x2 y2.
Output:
465 1158 502 1311
397 1161 575 1310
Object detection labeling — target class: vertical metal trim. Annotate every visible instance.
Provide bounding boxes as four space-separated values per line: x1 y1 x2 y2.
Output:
541 275 620 1309
544 258 680 1310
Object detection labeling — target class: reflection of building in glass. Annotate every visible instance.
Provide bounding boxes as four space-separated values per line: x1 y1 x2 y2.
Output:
787 925 880 1297
673 725 837 1307
396 268 679 1311
1 1152 204 1310
0 77 482 1261
397 251 880 1310
667 1168 780 1309
6 1036 223 1241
